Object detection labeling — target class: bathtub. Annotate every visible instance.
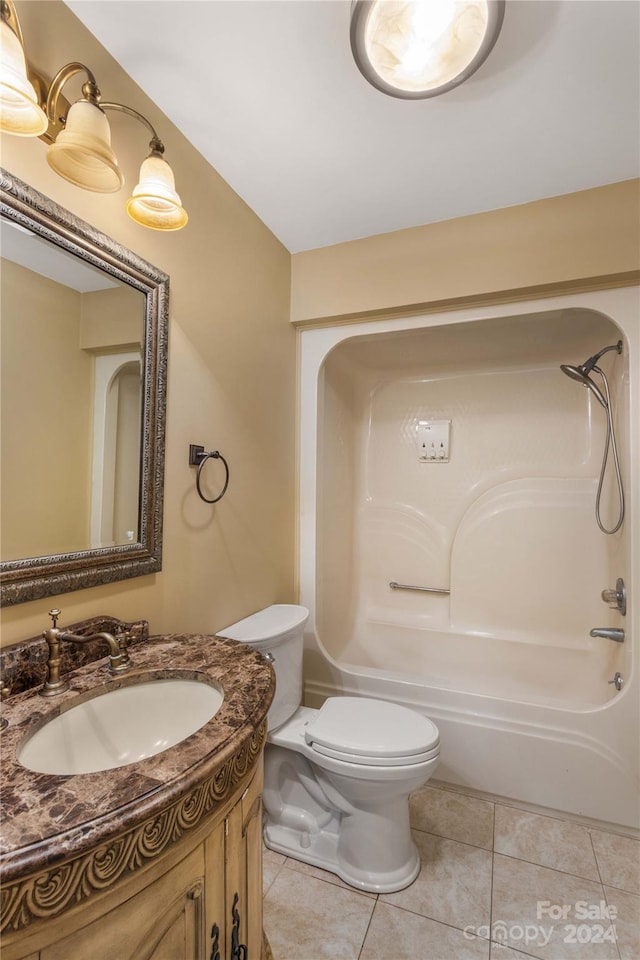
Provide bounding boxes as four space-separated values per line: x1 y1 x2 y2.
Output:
298 288 639 829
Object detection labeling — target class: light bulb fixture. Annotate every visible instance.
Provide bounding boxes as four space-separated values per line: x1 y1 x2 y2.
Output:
0 0 187 229
45 64 124 194
0 0 47 135
126 143 188 231
350 0 505 99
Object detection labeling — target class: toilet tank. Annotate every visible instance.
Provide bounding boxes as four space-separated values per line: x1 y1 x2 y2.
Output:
216 605 309 730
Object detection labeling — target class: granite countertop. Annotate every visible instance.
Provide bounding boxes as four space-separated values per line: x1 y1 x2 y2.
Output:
0 633 275 891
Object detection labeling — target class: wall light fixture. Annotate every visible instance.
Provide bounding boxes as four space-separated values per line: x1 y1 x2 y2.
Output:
350 0 505 100
0 0 187 230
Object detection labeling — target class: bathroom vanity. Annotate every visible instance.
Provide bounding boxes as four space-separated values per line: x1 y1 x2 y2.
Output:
0 620 275 960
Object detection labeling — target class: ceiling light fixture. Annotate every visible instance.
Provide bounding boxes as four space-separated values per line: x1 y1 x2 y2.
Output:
0 0 187 230
350 0 505 99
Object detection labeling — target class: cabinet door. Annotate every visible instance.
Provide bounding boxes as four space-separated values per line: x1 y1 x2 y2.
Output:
241 762 264 955
204 801 226 960
223 760 264 960
41 846 207 960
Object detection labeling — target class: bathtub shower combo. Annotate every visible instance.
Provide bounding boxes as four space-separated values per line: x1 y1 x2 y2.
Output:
298 290 638 829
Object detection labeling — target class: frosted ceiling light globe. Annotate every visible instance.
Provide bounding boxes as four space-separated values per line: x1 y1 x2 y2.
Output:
351 0 505 99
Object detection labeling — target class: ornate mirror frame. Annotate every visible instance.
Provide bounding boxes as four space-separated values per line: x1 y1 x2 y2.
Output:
0 168 168 606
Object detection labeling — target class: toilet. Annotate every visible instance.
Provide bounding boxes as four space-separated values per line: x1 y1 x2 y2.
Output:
217 604 440 893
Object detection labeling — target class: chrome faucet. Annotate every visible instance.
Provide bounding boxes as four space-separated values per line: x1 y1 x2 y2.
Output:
41 609 132 697
590 627 625 643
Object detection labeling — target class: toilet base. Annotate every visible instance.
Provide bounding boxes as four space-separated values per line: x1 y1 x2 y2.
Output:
263 821 421 894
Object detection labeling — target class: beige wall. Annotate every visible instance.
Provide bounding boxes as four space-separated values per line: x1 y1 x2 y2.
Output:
291 179 640 323
1 259 92 559
80 286 143 352
1 1 295 645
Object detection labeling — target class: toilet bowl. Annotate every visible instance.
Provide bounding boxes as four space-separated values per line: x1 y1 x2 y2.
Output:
217 605 440 893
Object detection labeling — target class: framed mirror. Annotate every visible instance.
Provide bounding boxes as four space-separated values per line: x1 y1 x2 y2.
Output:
0 168 168 606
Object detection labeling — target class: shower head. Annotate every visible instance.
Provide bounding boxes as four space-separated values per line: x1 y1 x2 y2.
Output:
560 363 607 407
560 340 622 409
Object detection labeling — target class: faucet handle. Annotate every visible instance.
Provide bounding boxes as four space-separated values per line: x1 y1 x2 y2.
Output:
601 578 626 616
115 629 133 668
48 608 62 628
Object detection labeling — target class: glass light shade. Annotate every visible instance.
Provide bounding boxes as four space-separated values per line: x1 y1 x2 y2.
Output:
0 19 47 135
351 0 504 99
46 99 124 193
126 154 188 231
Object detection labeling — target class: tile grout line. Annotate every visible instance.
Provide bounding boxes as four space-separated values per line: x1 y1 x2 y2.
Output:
430 784 639 842
411 825 494 852
589 832 624 960
414 826 609 886
600 880 640 896
366 897 495 944
588 830 606 886
489 800 496 950
491 850 606 886
602 887 624 960
356 894 378 960
262 849 287 898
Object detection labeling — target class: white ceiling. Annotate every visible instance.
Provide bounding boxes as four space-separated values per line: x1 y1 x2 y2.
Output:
65 0 640 253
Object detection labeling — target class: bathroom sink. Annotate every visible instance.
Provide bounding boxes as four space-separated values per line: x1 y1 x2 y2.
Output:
17 678 224 775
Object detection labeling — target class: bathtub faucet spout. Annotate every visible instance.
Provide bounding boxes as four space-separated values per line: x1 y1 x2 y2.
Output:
590 627 625 643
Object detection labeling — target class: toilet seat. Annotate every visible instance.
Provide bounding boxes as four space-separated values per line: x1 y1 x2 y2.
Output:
309 740 440 766
305 697 440 767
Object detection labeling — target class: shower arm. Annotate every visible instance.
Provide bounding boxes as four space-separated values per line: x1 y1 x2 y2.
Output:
582 341 622 374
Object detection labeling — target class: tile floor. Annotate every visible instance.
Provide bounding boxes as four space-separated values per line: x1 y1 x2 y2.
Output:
262 783 640 960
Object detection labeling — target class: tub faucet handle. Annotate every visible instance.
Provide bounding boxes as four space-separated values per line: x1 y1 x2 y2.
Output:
601 578 626 616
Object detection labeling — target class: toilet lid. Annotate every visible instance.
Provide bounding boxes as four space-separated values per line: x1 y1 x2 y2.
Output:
217 604 309 645
305 697 439 766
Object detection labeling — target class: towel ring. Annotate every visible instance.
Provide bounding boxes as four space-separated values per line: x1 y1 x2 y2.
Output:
189 444 230 504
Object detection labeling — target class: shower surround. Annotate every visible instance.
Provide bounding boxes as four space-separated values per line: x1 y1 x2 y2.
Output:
298 288 638 829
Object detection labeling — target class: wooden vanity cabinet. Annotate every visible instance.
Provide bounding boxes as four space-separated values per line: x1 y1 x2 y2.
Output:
39 843 209 960
3 760 265 960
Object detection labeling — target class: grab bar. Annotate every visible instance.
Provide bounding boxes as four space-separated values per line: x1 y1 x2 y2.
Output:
389 581 450 596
